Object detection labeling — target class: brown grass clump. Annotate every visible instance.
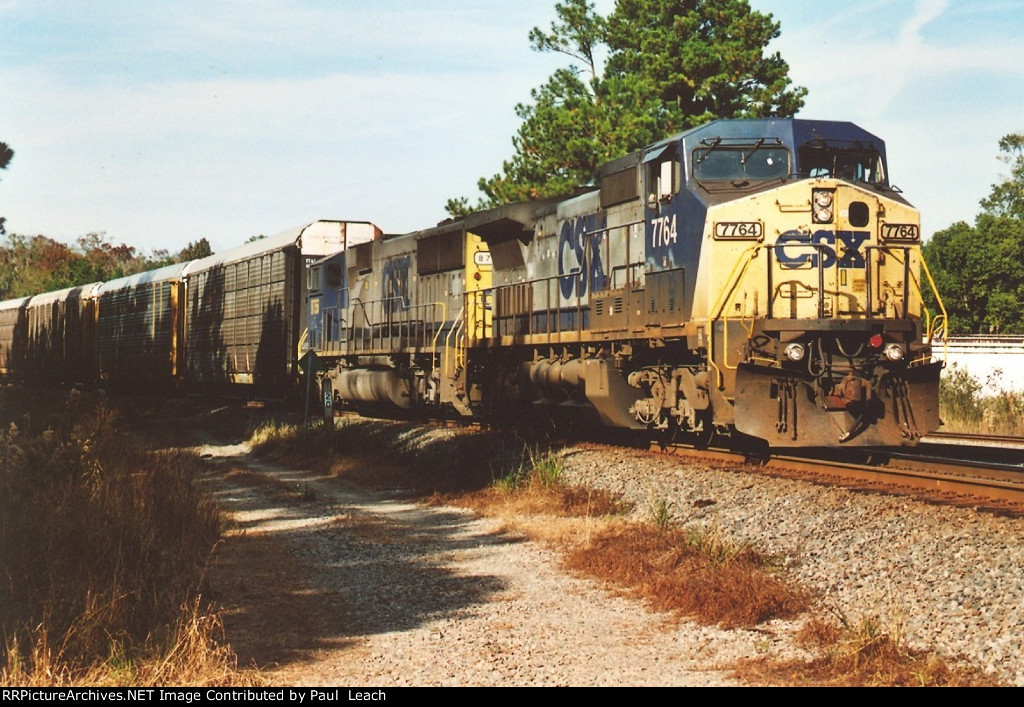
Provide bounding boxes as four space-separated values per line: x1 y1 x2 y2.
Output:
0 390 257 686
741 612 1003 686
453 474 629 519
564 523 808 628
3 601 263 687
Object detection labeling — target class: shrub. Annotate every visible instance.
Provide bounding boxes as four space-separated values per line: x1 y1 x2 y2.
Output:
0 392 226 683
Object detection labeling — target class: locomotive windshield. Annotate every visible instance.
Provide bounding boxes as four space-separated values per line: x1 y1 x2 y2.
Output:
692 145 790 182
797 143 886 184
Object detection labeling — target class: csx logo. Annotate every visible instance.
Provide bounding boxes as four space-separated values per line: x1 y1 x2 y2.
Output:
558 213 607 299
382 255 411 308
776 230 869 269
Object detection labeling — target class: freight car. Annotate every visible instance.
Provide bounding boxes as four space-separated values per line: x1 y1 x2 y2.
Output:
1 118 946 448
0 285 99 385
0 220 380 394
179 220 378 390
0 296 31 378
306 118 947 446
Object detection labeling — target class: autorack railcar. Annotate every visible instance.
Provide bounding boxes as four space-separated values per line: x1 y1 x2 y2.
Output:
26 284 99 386
93 264 187 387
182 220 380 392
0 220 381 394
0 296 31 379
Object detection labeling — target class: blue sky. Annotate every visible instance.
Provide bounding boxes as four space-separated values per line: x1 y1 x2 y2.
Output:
2 0 1023 254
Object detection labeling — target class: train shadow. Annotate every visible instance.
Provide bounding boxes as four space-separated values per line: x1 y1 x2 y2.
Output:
201 447 514 672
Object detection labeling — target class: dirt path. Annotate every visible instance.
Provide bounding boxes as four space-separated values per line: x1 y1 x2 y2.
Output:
197 443 788 686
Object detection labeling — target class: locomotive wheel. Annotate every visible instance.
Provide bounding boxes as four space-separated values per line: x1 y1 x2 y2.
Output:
692 409 715 449
667 409 714 449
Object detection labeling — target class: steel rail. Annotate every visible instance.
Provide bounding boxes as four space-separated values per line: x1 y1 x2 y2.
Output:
653 439 1024 512
921 431 1024 451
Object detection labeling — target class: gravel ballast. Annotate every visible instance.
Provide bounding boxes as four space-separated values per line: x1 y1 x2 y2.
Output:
557 445 1024 684
204 426 1023 686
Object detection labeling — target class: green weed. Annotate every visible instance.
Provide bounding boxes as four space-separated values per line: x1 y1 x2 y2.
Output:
650 497 675 530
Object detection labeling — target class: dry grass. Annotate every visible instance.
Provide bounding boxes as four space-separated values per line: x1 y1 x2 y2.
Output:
241 413 1006 685
741 612 1003 686
562 522 808 628
446 459 630 547
0 389 259 686
451 471 629 520
3 601 262 687
939 367 1024 436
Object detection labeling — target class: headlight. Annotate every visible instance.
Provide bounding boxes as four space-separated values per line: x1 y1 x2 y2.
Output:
883 343 904 361
813 189 834 224
784 343 805 361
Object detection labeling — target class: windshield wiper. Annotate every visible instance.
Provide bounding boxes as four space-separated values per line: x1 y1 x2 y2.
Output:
740 138 765 165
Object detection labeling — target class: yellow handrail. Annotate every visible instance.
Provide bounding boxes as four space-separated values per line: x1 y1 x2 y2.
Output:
707 245 762 387
443 304 464 378
918 255 948 363
896 248 948 364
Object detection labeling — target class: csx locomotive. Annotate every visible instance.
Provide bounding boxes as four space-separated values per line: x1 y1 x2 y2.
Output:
0 118 946 447
305 118 947 446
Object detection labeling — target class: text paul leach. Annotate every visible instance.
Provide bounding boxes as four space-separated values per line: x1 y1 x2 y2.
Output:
1 690 386 702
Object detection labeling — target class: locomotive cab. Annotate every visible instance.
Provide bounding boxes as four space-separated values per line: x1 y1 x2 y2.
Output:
686 122 946 445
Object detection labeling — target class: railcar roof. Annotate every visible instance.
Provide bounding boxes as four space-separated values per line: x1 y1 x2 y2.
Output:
183 219 375 274
0 295 31 311
28 283 102 305
184 225 308 275
95 262 190 294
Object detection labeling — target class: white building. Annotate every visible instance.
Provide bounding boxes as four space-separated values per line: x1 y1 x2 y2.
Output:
935 336 1024 392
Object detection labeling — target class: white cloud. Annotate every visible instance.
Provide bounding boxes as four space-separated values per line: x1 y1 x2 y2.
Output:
0 60 546 250
5 1 1024 251
862 0 948 116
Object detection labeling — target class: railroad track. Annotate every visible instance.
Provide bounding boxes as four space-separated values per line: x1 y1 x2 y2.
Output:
654 433 1024 515
334 406 1024 514
332 410 1024 512
922 431 1024 450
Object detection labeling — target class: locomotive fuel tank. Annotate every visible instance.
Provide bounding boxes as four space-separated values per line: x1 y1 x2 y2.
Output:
332 367 413 409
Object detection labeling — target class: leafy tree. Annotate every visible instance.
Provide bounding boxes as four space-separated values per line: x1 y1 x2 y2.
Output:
453 0 805 212
0 141 13 236
980 134 1024 220
924 134 1024 334
605 0 805 122
177 237 212 262
0 232 172 299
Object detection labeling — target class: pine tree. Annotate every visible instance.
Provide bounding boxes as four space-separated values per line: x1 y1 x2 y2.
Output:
452 0 805 213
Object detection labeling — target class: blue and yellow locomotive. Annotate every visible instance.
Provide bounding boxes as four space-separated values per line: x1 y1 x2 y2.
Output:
305 118 946 447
